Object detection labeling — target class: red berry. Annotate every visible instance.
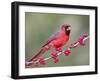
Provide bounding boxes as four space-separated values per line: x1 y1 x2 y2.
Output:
64 48 71 56
39 57 46 65
53 58 59 63
83 34 88 38
56 48 62 52
78 37 85 45
78 34 88 46
51 52 58 58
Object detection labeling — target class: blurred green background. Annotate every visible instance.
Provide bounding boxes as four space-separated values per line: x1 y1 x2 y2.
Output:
25 12 89 68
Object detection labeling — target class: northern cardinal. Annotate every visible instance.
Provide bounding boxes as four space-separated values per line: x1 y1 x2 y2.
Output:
28 24 71 64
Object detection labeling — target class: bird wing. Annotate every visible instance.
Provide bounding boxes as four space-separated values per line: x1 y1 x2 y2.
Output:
42 31 60 47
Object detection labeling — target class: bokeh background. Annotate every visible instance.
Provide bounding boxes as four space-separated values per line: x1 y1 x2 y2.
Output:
25 12 89 68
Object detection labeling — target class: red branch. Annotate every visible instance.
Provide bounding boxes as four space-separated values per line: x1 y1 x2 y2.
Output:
25 33 89 67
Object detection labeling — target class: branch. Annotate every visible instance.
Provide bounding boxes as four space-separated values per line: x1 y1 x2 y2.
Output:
26 33 89 67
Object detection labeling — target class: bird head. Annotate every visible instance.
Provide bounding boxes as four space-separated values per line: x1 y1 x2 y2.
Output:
61 24 71 35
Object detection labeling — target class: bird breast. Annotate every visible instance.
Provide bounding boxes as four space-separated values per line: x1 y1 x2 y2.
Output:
52 35 69 48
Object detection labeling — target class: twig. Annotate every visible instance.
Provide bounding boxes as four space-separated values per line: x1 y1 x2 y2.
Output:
25 34 89 66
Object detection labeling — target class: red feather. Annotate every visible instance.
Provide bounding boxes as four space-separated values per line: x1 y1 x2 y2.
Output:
29 24 71 63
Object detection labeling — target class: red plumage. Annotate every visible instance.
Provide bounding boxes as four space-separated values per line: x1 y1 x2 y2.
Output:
29 24 71 62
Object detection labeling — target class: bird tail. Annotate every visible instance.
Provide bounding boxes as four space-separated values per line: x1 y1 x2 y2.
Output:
29 48 46 62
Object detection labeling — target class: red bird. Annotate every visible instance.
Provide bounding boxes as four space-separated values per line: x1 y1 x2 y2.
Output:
29 24 71 63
